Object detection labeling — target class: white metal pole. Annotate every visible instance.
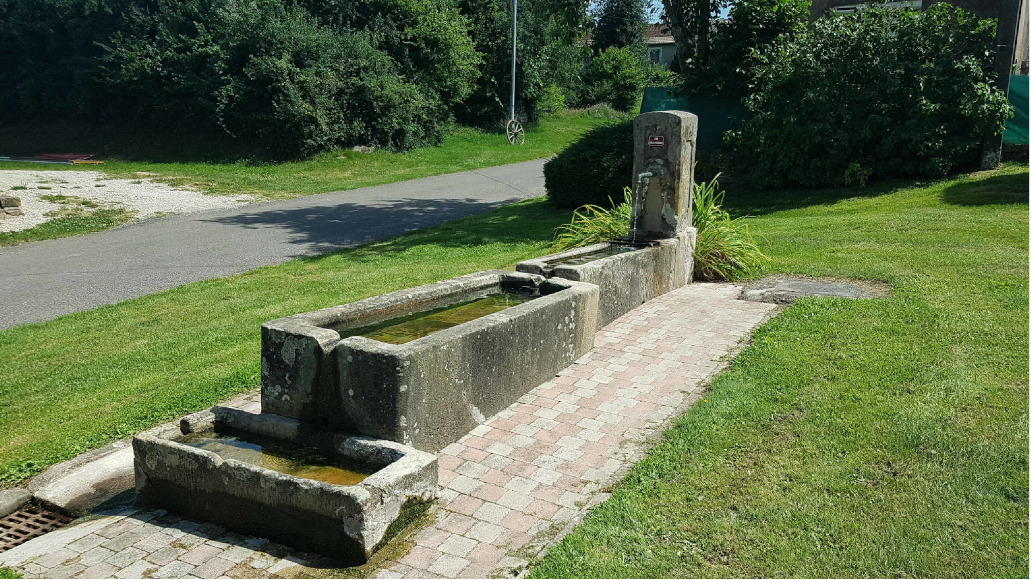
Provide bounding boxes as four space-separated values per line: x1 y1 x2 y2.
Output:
510 0 517 122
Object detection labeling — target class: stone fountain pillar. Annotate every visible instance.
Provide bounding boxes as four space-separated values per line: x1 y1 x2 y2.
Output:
629 110 698 284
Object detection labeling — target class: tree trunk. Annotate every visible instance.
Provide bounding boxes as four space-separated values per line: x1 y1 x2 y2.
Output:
981 0 1022 169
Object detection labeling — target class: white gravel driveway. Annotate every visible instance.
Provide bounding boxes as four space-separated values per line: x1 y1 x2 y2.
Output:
0 170 251 233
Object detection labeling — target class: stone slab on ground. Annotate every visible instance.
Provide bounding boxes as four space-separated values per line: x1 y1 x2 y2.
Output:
0 283 778 579
740 274 890 304
25 392 261 515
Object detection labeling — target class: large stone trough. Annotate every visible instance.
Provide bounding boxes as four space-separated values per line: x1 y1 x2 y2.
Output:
261 270 599 451
517 235 694 327
134 407 437 564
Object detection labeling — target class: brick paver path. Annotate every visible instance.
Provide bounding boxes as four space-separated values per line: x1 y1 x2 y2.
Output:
0 283 776 579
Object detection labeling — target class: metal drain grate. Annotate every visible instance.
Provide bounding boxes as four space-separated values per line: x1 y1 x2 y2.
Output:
0 507 72 552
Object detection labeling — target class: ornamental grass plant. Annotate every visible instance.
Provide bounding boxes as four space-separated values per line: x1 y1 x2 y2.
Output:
552 176 767 281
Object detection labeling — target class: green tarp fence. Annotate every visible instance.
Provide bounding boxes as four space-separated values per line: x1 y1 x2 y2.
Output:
643 76 1030 146
1004 75 1029 145
639 87 744 146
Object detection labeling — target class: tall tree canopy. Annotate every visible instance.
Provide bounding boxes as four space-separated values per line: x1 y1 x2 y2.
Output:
592 0 648 55
661 0 808 98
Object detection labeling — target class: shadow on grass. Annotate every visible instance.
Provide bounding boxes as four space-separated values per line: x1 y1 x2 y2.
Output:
720 165 1029 217
940 172 1030 206
719 179 906 218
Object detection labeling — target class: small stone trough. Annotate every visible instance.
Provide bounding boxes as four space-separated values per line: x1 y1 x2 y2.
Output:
516 237 693 327
134 406 437 564
261 270 599 451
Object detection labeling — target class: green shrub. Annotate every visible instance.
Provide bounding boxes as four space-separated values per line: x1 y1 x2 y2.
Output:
729 3 1012 188
544 119 633 208
537 85 568 116
645 63 681 88
549 175 767 281
0 567 22 579
551 187 632 251
585 46 647 111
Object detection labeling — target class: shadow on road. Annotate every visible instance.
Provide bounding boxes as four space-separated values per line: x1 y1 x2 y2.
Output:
202 196 541 255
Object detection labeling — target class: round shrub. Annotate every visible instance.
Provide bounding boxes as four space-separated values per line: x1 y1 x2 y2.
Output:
544 120 633 208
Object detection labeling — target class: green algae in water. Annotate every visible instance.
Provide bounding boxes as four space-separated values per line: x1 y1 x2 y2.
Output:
547 244 641 267
180 431 380 486
340 292 534 345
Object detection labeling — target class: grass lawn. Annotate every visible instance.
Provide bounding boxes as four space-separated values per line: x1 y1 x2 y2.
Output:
532 164 1029 578
0 207 134 247
0 110 617 201
0 199 572 484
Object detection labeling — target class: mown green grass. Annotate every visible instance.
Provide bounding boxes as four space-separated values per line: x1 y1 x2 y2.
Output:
531 164 1029 578
0 199 571 483
0 110 618 201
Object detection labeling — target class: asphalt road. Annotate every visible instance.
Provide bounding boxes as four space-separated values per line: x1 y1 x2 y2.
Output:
0 159 547 330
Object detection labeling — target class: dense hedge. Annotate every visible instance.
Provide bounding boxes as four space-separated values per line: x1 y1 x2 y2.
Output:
544 120 633 208
729 4 1012 187
0 0 480 158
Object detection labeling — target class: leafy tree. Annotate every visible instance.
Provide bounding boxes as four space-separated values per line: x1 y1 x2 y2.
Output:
592 0 647 55
0 0 122 115
661 0 806 98
660 0 729 77
296 0 481 107
729 4 1012 187
704 0 808 99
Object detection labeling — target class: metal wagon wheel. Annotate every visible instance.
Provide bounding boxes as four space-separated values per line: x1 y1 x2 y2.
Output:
506 119 525 145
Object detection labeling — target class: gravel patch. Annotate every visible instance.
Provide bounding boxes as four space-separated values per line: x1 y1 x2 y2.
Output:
0 170 251 233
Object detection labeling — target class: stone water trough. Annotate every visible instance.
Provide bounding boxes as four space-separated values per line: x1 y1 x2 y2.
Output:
261 270 599 451
516 237 692 327
134 406 437 563
132 110 697 563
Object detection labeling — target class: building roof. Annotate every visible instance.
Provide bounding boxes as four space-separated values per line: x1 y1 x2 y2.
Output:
646 24 675 45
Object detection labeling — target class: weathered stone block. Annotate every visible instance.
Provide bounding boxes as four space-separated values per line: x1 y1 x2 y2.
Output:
261 270 599 451
517 235 695 327
0 488 31 518
134 407 437 564
630 111 697 240
0 196 21 208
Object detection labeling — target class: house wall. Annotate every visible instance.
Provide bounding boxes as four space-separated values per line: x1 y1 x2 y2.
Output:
647 43 676 67
1016 0 1030 73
